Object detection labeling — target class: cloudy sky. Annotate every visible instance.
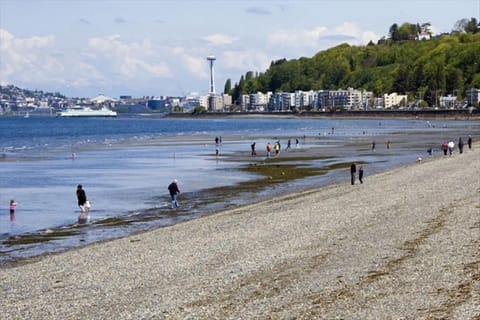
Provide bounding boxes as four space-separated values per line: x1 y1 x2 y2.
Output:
1 0 478 98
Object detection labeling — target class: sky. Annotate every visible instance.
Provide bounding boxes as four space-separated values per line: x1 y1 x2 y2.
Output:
1 0 479 98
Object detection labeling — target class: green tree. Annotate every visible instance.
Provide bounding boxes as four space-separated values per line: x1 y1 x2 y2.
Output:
389 23 399 41
224 79 232 95
397 23 418 40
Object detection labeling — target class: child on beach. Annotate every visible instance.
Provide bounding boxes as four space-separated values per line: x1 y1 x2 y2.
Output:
10 199 17 215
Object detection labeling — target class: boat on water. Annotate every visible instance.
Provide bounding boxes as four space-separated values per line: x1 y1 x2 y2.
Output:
57 106 117 117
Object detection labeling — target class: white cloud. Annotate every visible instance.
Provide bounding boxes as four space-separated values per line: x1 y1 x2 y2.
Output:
268 26 328 49
333 22 379 45
203 33 237 46
88 35 172 79
173 47 209 79
221 50 273 73
268 23 380 51
0 28 61 84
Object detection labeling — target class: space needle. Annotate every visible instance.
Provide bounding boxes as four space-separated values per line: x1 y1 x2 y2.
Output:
206 56 216 95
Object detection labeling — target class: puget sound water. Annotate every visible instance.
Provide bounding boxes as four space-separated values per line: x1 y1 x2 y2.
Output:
0 115 478 264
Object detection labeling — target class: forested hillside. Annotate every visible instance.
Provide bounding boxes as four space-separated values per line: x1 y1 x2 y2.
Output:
227 30 480 107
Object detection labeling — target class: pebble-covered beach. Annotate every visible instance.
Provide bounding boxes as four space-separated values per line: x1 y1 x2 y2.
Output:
1 143 479 319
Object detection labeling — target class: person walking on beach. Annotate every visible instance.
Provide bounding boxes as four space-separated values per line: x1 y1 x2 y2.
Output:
295 138 299 149
371 140 376 152
358 166 364 184
251 142 256 156
467 135 472 150
274 141 281 156
458 137 464 154
266 142 272 158
441 142 448 156
285 139 291 151
350 162 357 185
76 184 88 213
448 141 455 156
168 179 180 209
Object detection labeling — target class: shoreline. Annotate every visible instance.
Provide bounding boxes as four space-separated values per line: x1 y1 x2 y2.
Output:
166 109 480 120
1 143 478 318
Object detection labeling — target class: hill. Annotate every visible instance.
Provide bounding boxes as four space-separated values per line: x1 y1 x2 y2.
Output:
229 32 480 107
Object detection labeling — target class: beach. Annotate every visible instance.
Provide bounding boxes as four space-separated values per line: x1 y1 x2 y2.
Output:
1 144 479 319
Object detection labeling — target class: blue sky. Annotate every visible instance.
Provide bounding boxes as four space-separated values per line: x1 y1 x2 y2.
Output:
1 0 479 98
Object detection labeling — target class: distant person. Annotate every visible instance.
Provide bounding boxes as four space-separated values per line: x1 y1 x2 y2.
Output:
215 147 219 157
9 199 17 216
371 141 376 152
251 142 257 156
358 166 364 184
215 137 219 145
295 138 299 149
168 179 180 209
274 141 281 155
386 141 390 150
441 142 448 156
285 139 291 151
458 137 464 154
467 135 472 150
448 141 455 156
350 162 357 185
76 184 88 213
266 142 272 158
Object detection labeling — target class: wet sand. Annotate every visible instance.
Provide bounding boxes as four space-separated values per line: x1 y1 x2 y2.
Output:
1 142 479 319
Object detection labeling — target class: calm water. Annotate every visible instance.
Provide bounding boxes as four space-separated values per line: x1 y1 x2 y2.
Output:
0 116 478 263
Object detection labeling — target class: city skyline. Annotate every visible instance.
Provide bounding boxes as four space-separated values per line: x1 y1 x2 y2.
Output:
1 0 479 98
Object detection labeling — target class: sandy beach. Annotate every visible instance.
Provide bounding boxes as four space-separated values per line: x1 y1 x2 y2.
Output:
1 144 479 319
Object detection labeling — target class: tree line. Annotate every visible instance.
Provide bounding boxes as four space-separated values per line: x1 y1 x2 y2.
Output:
224 18 480 107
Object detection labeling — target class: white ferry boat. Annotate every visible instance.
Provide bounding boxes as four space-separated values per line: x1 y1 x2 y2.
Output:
57 106 117 117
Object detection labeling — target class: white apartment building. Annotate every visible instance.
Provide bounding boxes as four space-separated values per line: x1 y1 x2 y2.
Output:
294 90 315 109
383 92 407 108
241 92 272 111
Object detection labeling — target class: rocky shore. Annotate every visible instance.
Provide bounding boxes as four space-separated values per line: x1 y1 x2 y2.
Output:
1 144 479 319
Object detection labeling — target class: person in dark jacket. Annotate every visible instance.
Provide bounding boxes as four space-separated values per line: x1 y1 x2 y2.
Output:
359 166 364 184
76 184 88 212
350 162 356 185
168 179 180 209
458 137 464 154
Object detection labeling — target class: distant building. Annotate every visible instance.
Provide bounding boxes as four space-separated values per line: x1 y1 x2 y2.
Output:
268 92 294 112
383 92 407 108
466 88 480 107
439 95 457 108
91 94 116 105
200 94 231 111
147 99 167 111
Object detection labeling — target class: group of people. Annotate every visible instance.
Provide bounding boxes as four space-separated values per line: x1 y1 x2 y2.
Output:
252 138 300 158
350 162 364 185
440 135 472 156
74 179 181 223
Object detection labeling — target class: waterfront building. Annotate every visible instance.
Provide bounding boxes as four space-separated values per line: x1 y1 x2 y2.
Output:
383 92 408 109
439 95 457 108
466 88 480 107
